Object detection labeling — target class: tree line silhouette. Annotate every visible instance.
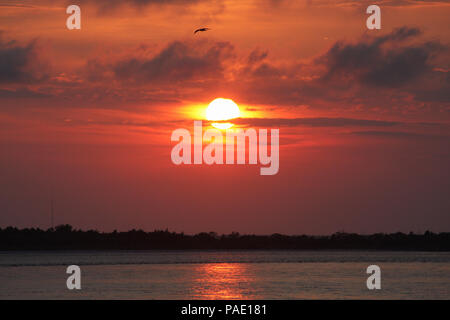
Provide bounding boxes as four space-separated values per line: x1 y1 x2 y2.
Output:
1 225 449 250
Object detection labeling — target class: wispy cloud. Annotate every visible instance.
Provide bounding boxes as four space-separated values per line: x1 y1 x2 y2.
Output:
230 117 399 128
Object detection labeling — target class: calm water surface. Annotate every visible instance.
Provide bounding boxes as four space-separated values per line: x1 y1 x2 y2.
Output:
0 251 449 299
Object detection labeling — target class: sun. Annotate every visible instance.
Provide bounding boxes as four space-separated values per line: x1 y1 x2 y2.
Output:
206 98 240 129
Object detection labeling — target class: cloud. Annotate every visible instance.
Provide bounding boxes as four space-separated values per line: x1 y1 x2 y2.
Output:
111 40 234 84
61 116 403 133
7 24 444 117
318 27 444 87
0 37 46 84
247 48 269 65
78 26 448 112
0 88 50 99
303 0 450 8
350 130 449 140
0 4 35 8
218 117 399 128
76 0 206 6
232 26 448 111
73 0 222 14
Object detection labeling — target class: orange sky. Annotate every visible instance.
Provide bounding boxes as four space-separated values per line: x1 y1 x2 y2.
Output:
0 0 449 234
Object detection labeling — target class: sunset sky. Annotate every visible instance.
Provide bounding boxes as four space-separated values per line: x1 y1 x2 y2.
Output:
0 0 449 234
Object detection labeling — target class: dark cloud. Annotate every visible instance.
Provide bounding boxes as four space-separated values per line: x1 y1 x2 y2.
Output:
0 3 35 8
63 116 402 130
36 25 448 115
376 26 421 42
247 48 268 65
304 0 450 8
351 130 449 140
236 48 287 80
0 38 45 84
111 41 234 84
232 27 448 110
75 0 205 7
413 70 450 103
0 88 50 99
251 63 283 78
217 117 399 128
318 27 443 87
415 86 450 103
116 0 199 4
73 0 220 14
318 27 445 87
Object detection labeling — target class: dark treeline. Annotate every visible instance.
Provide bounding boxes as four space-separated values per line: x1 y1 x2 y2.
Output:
1 225 450 251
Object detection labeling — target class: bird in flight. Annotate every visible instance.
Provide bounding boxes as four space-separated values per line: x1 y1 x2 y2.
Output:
194 27 210 34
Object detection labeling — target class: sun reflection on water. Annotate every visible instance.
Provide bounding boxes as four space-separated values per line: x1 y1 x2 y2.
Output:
191 263 255 300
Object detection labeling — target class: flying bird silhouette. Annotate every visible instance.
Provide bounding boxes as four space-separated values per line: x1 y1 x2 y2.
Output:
194 27 210 34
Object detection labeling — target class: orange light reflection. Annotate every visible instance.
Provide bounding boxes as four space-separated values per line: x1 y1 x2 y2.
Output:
191 263 255 300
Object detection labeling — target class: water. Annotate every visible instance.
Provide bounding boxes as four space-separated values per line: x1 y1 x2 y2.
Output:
1 251 449 299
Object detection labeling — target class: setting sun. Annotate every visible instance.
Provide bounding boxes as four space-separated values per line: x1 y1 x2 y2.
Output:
206 98 240 129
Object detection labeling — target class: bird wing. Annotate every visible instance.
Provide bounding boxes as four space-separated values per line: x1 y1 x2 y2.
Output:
194 28 210 34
